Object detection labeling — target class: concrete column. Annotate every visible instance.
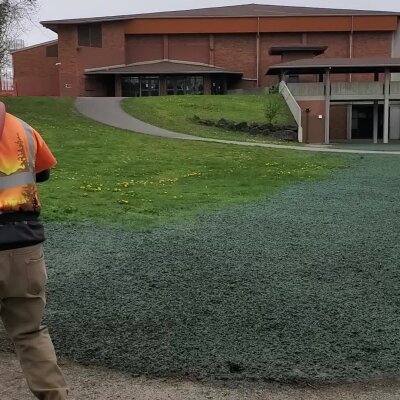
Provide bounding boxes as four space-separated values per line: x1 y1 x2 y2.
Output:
324 69 331 144
256 33 260 88
373 101 379 144
163 35 169 59
115 75 121 97
383 68 390 144
390 105 400 140
347 104 352 140
209 34 215 66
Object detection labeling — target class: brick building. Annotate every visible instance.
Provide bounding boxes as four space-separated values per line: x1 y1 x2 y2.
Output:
12 4 400 143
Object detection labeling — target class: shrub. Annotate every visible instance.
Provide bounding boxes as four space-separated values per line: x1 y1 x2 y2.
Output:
264 97 284 124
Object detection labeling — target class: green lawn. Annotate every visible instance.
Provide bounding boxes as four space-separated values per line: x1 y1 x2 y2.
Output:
3 97 344 230
7 97 398 385
122 94 297 144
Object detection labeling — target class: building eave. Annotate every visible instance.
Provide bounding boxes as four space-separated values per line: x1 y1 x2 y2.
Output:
11 40 58 54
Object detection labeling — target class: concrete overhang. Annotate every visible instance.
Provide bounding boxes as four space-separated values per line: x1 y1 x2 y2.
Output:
85 60 243 76
269 44 328 56
267 57 400 75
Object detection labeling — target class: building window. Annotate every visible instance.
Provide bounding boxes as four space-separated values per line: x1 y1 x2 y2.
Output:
186 76 204 95
288 74 300 83
121 77 140 97
85 77 98 91
78 23 102 48
121 76 160 97
140 77 160 97
46 44 58 57
166 76 204 95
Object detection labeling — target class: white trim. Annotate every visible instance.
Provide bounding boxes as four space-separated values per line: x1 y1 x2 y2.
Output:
85 59 242 74
85 64 126 72
11 40 58 54
279 81 303 143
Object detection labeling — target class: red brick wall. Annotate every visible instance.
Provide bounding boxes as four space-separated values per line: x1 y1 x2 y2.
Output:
13 18 396 97
260 33 303 87
298 102 348 142
58 22 125 96
308 32 350 58
352 32 392 58
298 100 326 143
330 105 348 140
307 32 350 82
168 34 210 64
125 35 164 63
13 44 59 96
214 34 258 81
352 31 392 81
57 25 79 96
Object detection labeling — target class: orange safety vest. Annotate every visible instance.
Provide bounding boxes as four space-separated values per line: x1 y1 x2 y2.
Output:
0 103 56 215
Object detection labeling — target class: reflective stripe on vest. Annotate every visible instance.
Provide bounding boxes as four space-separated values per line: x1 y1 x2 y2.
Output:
0 119 36 190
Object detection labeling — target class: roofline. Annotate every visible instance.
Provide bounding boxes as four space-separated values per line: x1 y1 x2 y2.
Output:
84 59 243 75
11 40 58 54
42 13 399 26
266 57 400 74
85 59 232 73
269 57 400 68
41 3 400 26
86 70 243 75
268 45 328 55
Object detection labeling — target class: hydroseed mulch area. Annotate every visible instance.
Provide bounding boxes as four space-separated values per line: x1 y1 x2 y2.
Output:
44 154 400 384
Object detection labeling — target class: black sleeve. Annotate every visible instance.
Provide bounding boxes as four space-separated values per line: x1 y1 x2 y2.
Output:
36 169 51 183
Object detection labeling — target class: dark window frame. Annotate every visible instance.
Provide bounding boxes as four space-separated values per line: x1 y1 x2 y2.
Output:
45 44 58 58
166 75 204 96
78 23 103 48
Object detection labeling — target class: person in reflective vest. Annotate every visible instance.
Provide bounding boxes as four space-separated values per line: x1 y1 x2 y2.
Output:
0 102 68 399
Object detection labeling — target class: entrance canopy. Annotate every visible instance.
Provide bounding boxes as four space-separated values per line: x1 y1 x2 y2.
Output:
84 60 242 97
266 58 400 145
266 57 400 75
85 60 243 76
268 44 327 57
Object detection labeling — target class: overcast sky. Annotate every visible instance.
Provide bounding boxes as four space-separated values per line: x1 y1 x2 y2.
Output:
22 0 400 46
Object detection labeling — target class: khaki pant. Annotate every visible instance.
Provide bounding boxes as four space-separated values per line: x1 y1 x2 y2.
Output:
0 244 68 400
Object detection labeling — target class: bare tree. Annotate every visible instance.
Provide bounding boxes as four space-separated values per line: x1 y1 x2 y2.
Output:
0 0 37 66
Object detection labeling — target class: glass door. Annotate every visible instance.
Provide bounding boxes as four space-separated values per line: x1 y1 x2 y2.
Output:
121 77 140 97
140 77 160 96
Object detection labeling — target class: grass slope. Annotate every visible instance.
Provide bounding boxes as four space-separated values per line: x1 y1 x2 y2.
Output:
122 94 296 144
4 97 341 230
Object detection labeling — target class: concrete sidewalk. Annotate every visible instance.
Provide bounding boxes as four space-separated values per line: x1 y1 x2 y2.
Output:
75 97 201 141
75 97 400 156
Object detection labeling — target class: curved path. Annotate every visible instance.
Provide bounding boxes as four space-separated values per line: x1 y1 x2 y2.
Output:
75 97 400 155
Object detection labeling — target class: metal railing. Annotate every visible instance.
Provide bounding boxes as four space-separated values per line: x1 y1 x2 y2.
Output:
287 82 325 98
331 82 384 96
285 81 400 99
279 81 303 142
390 81 400 95
0 78 15 96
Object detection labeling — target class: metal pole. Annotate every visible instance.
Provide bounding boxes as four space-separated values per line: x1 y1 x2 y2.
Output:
373 101 379 144
347 104 352 140
383 68 390 144
325 69 331 144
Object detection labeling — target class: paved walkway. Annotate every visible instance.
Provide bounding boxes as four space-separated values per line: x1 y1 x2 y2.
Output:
75 97 400 155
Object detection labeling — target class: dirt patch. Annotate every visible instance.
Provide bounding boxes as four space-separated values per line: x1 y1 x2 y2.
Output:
2 349 400 400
